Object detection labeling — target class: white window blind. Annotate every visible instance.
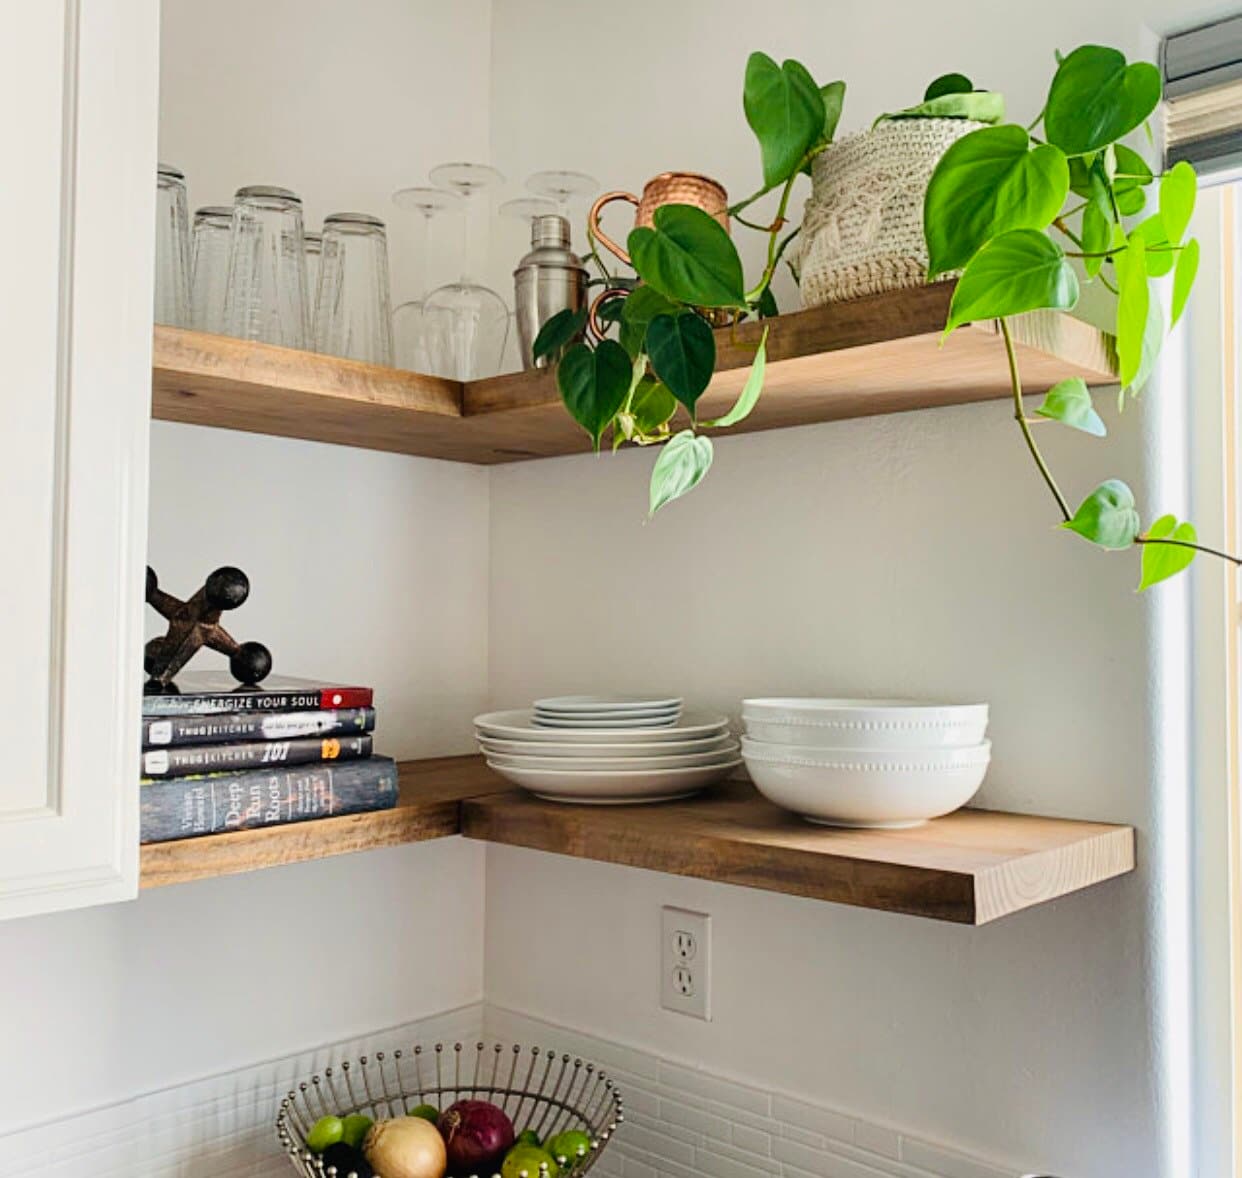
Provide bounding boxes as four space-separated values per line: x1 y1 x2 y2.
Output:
1166 14 1242 170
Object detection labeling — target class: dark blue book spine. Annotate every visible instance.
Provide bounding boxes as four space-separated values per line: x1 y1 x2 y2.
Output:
140 756 399 844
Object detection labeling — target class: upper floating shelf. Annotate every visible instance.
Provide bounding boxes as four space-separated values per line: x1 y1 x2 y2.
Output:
151 284 1117 464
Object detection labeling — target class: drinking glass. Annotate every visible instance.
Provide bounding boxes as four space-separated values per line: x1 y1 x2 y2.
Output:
189 206 232 334
314 213 393 365
390 186 462 372
304 230 323 317
422 163 509 380
224 185 309 348
155 164 190 327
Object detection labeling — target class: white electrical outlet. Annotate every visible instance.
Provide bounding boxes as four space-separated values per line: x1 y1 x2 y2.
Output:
661 906 711 1020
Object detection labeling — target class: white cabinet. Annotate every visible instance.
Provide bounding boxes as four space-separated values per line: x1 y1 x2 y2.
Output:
0 1 159 919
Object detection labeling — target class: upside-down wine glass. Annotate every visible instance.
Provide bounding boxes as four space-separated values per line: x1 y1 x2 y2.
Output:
525 170 599 248
390 186 461 372
422 163 509 380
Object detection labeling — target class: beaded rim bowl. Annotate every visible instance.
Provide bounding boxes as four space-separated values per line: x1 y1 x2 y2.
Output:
276 1040 623 1177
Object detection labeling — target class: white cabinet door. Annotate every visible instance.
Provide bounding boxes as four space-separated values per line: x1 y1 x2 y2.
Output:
0 0 158 919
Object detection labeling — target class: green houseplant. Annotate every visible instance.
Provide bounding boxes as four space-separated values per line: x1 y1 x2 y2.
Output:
534 53 845 515
923 44 1239 587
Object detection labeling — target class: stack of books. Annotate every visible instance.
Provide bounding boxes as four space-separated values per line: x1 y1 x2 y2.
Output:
139 672 399 844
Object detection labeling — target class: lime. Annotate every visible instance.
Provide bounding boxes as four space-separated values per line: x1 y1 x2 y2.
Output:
306 1114 344 1153
502 1143 560 1178
407 1102 440 1122
516 1128 542 1147
546 1129 592 1162
340 1113 373 1149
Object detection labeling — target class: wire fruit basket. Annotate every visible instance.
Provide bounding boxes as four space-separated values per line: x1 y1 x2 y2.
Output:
276 1040 623 1177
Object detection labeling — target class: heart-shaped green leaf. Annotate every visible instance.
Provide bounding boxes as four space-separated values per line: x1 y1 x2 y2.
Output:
630 377 677 435
945 229 1079 334
1172 237 1200 327
1044 46 1161 155
1160 161 1197 245
924 125 1069 276
880 91 1005 124
744 52 825 188
1139 514 1197 590
925 73 973 101
619 285 679 357
1115 238 1149 388
819 80 846 142
1129 214 1175 277
646 312 716 418
649 430 714 517
557 340 632 451
704 328 768 428
532 307 587 362
1035 377 1106 436
1063 479 1140 549
629 204 746 309
1081 201 1111 278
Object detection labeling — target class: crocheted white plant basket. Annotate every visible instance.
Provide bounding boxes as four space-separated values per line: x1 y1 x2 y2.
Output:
796 118 986 306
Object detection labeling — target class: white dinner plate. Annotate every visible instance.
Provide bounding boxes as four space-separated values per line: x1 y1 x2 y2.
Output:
474 709 730 744
485 757 742 804
485 745 740 772
533 695 683 713
476 733 738 759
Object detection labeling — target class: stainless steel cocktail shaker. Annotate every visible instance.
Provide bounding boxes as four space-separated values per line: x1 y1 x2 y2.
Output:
514 214 588 369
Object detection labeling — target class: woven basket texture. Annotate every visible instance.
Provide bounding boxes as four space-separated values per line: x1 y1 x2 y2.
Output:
796 118 985 305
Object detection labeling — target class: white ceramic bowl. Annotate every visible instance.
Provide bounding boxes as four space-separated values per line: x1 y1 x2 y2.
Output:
741 698 988 750
741 737 991 828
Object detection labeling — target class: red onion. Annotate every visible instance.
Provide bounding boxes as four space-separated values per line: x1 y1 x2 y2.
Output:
438 1099 515 1173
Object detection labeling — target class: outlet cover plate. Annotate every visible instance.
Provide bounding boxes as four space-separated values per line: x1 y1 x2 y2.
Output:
661 906 711 1020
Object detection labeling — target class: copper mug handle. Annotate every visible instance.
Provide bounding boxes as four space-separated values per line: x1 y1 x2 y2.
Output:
586 287 633 344
588 190 640 265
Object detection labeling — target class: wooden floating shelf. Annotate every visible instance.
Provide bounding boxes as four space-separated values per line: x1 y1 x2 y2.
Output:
152 284 1117 464
139 756 494 889
141 756 1135 923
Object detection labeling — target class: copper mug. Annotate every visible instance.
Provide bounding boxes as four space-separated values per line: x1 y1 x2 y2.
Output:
587 172 731 337
588 171 730 266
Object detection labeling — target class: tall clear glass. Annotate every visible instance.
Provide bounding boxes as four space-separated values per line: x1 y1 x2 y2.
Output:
155 164 191 327
422 163 509 380
224 185 309 348
189 206 232 334
391 187 461 373
314 213 393 365
304 230 323 326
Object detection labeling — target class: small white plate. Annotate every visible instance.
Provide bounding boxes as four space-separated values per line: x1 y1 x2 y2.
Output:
486 745 740 772
532 713 679 730
485 757 741 804
477 733 738 759
534 695 682 713
474 709 730 744
534 706 682 722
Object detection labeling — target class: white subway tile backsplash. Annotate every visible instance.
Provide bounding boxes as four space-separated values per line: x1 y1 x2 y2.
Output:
12 1000 1025 1178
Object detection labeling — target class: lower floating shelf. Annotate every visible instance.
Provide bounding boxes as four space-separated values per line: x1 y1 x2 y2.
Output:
139 757 493 889
140 756 1135 924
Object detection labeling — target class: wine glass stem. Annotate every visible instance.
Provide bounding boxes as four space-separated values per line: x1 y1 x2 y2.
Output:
461 189 476 284
417 210 432 302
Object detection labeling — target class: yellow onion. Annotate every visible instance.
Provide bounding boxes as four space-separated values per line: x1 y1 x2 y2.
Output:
363 1116 447 1178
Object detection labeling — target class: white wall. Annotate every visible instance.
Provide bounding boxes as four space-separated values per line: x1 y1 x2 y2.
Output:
482 3 1233 1176
0 0 495 1137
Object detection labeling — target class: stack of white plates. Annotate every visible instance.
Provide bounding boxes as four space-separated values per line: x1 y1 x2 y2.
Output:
532 695 683 729
739 698 991 829
475 705 739 804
